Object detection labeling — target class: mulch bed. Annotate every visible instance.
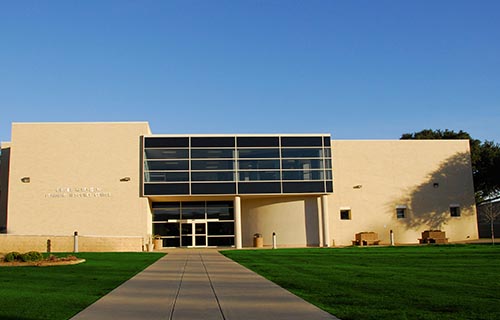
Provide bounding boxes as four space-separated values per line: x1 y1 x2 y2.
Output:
0 255 86 267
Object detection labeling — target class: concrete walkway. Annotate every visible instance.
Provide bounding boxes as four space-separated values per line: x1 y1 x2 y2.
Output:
72 249 339 320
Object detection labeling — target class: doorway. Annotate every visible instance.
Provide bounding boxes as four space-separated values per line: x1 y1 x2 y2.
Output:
180 220 207 247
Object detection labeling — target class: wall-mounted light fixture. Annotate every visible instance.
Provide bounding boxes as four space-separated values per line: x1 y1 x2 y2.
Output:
120 177 131 182
20 177 30 183
353 185 362 189
433 182 439 188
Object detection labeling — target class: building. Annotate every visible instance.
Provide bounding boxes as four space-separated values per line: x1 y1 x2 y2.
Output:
0 122 478 252
476 201 500 239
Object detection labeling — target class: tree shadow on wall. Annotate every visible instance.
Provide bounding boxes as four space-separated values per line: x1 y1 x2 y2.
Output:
389 152 476 231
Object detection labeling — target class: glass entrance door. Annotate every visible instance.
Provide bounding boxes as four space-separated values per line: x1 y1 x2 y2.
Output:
152 201 235 248
180 220 207 247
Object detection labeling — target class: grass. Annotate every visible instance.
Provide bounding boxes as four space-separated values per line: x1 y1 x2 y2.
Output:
0 252 165 320
222 245 500 320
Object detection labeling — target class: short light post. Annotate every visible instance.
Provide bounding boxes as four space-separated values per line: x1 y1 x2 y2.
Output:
74 231 79 253
272 232 277 249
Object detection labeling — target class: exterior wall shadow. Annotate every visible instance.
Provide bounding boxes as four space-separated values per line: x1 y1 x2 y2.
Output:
389 151 478 241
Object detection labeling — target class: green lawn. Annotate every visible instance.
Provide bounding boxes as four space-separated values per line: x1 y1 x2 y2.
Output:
222 245 500 320
0 252 165 320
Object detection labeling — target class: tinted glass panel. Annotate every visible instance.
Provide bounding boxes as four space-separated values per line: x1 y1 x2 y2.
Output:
153 202 181 209
206 201 233 208
281 148 322 158
191 149 234 158
163 238 180 247
325 170 332 180
282 159 323 169
194 223 206 234
238 160 280 170
181 236 192 246
145 172 189 182
152 208 180 220
207 207 234 220
326 181 333 192
144 183 189 195
182 201 205 208
324 147 332 157
153 223 180 236
207 237 234 246
238 149 280 158
282 170 324 180
144 149 188 159
145 137 189 148
323 137 331 147
181 208 205 219
191 172 234 181
283 182 325 193
146 160 189 170
191 137 235 147
239 171 280 181
191 160 234 170
208 222 234 235
237 137 279 147
325 159 332 169
191 183 236 194
196 236 206 246
238 182 281 194
281 136 323 147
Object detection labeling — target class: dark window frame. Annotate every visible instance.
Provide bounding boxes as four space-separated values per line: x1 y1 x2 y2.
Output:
450 206 461 217
396 207 406 219
340 209 351 220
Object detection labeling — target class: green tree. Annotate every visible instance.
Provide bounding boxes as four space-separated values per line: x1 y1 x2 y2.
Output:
401 129 500 203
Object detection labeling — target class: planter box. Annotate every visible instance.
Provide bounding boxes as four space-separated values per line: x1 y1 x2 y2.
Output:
353 232 380 246
421 230 446 240
356 232 379 242
419 230 448 244
153 239 162 250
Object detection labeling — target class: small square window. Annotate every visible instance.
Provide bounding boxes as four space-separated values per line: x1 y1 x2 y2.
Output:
450 206 461 217
340 209 351 220
396 208 406 219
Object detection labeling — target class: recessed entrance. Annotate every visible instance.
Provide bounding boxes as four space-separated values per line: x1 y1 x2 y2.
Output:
152 201 235 247
181 220 207 247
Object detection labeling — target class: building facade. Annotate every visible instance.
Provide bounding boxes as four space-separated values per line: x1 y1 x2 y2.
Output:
0 122 478 251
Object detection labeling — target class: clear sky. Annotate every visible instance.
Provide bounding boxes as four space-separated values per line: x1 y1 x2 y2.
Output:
1 0 499 143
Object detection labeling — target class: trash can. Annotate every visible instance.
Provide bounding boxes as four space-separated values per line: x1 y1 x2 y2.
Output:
253 233 263 248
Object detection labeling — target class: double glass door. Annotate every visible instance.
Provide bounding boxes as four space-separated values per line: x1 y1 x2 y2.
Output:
180 220 207 247
152 201 235 247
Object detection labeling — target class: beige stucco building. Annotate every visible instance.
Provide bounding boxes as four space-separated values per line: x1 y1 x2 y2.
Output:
0 122 478 252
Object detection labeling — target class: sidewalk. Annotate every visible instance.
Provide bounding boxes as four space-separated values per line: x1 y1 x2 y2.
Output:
71 249 339 320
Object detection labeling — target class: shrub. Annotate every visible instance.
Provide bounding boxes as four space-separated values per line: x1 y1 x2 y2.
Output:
4 251 22 262
20 251 43 262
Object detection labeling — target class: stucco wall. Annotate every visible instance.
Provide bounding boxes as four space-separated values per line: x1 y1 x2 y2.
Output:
6 122 152 240
329 140 478 245
241 196 320 247
0 235 144 252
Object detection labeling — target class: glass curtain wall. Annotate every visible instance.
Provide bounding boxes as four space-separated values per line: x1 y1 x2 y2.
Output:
143 135 333 195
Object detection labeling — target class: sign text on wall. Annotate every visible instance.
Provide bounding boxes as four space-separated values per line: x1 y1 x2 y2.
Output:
45 187 111 198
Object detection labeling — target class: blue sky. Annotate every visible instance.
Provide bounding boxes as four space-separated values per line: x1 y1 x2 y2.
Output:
1 0 499 142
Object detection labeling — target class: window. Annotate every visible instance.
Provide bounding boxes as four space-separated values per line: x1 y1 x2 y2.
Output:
340 209 351 220
396 207 406 219
450 205 461 217
143 135 333 196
